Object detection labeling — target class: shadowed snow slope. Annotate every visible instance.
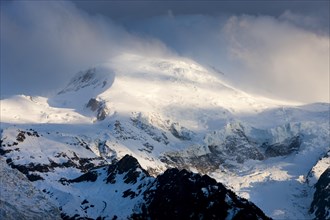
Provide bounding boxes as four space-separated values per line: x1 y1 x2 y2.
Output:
0 158 61 220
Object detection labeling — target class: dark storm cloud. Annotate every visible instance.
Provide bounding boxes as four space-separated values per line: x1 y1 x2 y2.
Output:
76 1 329 37
75 1 328 20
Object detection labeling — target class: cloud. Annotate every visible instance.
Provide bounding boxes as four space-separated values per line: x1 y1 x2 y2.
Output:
128 13 329 103
1 1 329 103
222 14 329 103
0 1 172 96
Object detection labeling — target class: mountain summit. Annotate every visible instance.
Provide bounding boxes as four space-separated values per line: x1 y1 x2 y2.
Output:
1 53 329 219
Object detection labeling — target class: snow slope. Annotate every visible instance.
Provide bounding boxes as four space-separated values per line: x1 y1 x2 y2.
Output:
0 157 61 220
1 53 329 219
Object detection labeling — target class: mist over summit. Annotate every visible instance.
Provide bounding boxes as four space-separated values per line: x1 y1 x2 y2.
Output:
1 0 329 102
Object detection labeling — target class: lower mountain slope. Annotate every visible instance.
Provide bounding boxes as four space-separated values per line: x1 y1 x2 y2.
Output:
15 154 272 220
0 157 61 220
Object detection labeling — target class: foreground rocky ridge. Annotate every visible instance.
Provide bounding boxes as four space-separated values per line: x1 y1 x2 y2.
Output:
132 166 270 220
310 167 330 220
4 152 271 219
309 151 330 220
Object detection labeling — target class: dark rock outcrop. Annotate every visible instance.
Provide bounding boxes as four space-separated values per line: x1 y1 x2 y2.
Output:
161 127 265 173
132 168 271 220
169 123 193 140
265 136 301 157
220 128 265 162
61 154 270 220
86 98 109 121
58 68 111 94
162 128 303 174
310 168 330 220
106 155 149 184
69 171 98 183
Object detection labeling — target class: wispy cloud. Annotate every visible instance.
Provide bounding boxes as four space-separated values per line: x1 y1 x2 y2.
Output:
223 14 329 102
0 1 171 96
1 1 329 103
129 13 329 103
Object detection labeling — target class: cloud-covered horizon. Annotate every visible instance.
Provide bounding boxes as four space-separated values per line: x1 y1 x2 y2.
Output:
1 1 329 103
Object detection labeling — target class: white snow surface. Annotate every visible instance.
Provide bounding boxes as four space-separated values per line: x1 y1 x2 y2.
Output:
0 158 61 220
1 53 329 219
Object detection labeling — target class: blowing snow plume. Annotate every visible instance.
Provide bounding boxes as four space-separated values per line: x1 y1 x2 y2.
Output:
128 12 329 103
222 14 329 103
1 1 329 103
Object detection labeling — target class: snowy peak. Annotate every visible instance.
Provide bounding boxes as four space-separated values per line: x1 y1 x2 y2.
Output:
1 52 329 220
1 53 302 125
49 53 301 130
58 67 114 95
48 65 116 115
106 154 149 184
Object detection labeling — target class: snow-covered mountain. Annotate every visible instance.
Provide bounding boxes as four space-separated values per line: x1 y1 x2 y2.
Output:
1 53 329 219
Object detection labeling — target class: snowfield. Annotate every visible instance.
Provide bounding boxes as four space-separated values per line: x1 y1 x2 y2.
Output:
1 53 329 219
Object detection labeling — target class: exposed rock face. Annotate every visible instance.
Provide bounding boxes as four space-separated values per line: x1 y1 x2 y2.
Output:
160 146 225 174
169 122 193 140
310 168 330 220
58 68 110 94
265 136 301 157
162 125 303 173
106 155 149 184
212 128 265 163
57 155 270 219
133 168 271 220
86 98 109 121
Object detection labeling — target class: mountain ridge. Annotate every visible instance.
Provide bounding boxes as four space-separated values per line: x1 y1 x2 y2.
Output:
1 53 329 219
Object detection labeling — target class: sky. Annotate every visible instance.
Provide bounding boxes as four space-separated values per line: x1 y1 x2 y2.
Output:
1 1 329 103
